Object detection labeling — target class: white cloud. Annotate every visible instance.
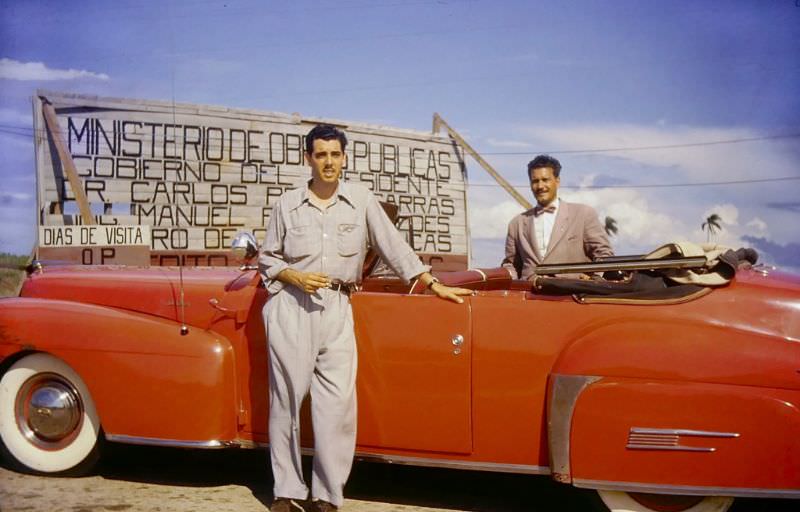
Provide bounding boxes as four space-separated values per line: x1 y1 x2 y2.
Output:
468 198 524 239
693 204 772 247
746 217 768 235
702 204 739 226
578 173 597 187
0 58 109 81
467 180 777 266
466 182 691 257
480 120 800 252
566 187 689 252
518 123 798 182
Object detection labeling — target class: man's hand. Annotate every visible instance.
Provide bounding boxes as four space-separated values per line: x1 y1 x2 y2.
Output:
278 268 331 294
430 282 474 304
416 272 473 304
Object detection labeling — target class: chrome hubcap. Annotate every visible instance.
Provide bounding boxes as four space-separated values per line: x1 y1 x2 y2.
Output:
16 373 84 450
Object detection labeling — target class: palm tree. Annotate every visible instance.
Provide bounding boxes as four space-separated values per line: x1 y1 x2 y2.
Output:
701 213 723 242
604 216 618 237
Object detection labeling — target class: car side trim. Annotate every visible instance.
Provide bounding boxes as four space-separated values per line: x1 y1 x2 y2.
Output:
547 374 601 483
107 435 551 474
573 478 800 500
105 434 238 449
352 452 550 475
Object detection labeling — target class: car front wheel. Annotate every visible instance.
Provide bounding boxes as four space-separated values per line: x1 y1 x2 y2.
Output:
0 353 102 475
596 490 734 512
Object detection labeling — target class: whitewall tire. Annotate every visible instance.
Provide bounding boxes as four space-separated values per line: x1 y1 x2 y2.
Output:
596 490 734 512
0 353 102 475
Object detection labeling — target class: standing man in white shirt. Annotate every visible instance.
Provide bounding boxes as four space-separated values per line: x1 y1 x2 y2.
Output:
259 124 472 512
502 154 613 280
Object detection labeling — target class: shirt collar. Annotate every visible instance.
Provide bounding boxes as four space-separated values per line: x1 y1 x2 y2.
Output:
289 180 357 211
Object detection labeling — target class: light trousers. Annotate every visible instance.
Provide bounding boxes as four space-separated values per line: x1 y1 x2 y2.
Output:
264 286 357 507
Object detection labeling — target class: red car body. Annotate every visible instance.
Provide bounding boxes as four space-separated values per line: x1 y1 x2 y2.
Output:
1 262 798 512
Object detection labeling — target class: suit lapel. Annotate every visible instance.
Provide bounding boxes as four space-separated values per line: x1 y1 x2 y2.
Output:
546 200 570 257
522 212 543 263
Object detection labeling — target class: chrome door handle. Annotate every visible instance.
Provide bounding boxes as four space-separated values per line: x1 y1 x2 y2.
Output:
452 334 464 355
209 298 236 316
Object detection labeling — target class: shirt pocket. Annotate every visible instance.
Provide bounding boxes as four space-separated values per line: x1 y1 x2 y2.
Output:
284 224 317 262
336 222 363 257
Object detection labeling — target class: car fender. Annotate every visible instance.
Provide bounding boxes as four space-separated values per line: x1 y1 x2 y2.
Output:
563 376 800 496
545 317 800 498
551 316 799 389
0 297 238 444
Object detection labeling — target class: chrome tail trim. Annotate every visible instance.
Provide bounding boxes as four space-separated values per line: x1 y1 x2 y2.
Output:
631 427 740 437
573 478 800 500
105 434 239 449
547 374 601 483
627 427 739 452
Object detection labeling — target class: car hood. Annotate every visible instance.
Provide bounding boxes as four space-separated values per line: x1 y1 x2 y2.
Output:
20 265 249 329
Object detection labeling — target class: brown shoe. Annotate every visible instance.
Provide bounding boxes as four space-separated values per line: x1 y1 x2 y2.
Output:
312 500 338 512
271 498 305 512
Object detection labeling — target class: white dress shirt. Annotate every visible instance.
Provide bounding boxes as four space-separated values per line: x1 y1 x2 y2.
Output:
533 198 559 256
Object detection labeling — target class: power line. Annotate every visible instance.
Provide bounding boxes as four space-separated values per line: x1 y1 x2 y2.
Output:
1 124 798 155
469 176 800 190
479 133 800 155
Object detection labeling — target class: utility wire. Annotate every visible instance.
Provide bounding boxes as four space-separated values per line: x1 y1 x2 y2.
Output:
479 133 800 155
469 176 800 190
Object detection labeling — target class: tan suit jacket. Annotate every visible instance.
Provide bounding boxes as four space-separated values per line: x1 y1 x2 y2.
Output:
502 200 613 280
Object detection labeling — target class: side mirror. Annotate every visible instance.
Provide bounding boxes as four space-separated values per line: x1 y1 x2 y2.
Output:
231 232 258 266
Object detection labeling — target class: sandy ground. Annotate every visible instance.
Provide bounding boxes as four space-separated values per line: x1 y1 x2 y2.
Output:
0 444 795 512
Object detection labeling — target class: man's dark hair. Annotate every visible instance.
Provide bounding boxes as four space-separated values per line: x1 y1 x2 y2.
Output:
527 154 562 179
305 124 348 154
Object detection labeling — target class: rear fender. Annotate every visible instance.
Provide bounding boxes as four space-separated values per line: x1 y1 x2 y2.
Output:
566 376 800 498
546 316 800 498
550 318 799 390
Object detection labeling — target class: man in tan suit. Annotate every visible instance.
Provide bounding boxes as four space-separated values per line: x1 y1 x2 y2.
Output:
502 155 613 280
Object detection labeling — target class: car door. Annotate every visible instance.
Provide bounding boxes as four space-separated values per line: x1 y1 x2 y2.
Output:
351 292 472 454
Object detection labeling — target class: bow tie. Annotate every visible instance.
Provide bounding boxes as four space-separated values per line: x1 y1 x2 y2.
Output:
533 204 557 217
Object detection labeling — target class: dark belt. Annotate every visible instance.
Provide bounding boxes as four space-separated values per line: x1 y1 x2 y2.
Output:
328 280 359 295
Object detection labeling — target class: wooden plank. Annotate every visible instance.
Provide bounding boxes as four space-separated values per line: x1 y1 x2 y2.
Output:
433 113 532 210
39 97 94 224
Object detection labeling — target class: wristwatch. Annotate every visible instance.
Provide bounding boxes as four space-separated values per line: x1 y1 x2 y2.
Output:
426 277 441 289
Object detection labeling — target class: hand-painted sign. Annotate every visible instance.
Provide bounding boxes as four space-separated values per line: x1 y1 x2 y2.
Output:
34 91 469 269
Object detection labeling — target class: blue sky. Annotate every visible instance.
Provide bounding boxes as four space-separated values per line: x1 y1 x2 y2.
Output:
1 0 799 271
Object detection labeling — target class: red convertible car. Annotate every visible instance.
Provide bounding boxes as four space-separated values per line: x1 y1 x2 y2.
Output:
0 237 798 512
